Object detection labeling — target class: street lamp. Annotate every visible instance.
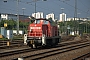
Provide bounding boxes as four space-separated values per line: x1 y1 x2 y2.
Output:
61 8 65 34
17 0 19 35
3 0 7 2
22 8 26 16
61 8 64 13
22 8 26 34
77 13 80 35
61 8 64 22
77 13 80 19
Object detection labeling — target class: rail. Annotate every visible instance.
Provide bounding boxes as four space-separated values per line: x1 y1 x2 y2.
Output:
0 41 90 60
73 52 90 60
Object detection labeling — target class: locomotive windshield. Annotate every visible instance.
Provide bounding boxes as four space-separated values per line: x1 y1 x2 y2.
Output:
43 20 48 24
34 19 49 24
34 20 40 24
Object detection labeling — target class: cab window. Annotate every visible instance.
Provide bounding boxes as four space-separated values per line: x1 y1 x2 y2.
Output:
43 20 48 24
34 20 40 24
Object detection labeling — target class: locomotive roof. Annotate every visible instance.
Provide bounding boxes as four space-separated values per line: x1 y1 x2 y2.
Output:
35 18 57 26
36 18 48 21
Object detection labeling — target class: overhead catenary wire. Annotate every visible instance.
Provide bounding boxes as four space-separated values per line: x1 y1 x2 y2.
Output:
20 0 75 17
77 0 90 17
59 0 89 17
18 0 90 18
0 0 72 16
0 0 90 18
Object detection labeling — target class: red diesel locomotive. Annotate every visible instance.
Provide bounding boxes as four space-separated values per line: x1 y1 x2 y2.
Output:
26 18 61 48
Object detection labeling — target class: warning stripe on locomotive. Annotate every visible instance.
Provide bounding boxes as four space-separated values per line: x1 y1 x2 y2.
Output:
30 27 41 29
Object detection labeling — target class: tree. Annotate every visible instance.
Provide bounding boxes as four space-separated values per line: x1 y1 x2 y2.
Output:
0 20 16 30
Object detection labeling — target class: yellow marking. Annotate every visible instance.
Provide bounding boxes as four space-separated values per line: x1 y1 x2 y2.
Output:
30 40 34 44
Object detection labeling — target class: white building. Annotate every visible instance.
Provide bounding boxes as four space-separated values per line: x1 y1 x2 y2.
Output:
46 13 55 21
67 18 87 21
32 12 43 19
1 13 17 20
0 13 29 20
59 13 66 22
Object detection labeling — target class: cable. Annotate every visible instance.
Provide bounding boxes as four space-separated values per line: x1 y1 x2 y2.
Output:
78 0 89 9
0 0 89 18
51 0 74 17
22 0 60 15
59 0 89 16
78 0 90 17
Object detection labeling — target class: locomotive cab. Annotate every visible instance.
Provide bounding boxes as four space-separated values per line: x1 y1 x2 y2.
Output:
26 18 60 48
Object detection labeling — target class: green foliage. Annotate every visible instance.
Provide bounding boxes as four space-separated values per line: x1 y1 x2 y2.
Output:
29 16 35 24
0 20 16 29
1 19 90 34
58 20 90 33
48 17 52 20
0 20 30 30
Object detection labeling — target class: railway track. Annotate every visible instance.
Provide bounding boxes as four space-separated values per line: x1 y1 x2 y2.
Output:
0 40 88 50
0 40 24 49
73 52 90 60
0 38 87 50
0 40 23 45
20 42 90 60
0 41 90 60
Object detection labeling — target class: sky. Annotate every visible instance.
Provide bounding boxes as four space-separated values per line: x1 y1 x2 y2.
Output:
0 0 90 19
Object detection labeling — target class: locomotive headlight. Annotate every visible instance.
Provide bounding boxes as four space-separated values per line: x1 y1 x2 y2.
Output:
39 37 41 39
30 29 32 32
